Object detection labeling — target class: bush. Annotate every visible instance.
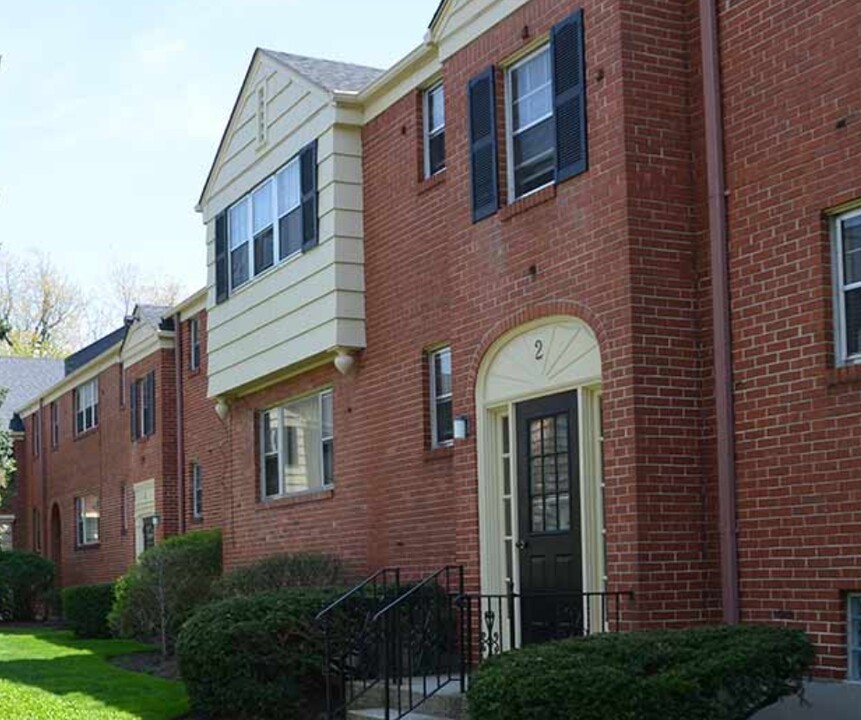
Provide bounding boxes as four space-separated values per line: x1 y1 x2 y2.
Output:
109 529 221 655
214 552 342 598
0 550 54 621
177 587 339 720
468 624 814 720
62 583 114 638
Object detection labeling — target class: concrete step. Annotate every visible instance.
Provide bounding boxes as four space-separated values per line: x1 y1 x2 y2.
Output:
348 676 467 719
348 710 443 720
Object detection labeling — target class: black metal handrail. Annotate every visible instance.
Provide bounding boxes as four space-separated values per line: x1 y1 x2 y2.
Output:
317 568 401 720
373 566 466 720
457 585 633 668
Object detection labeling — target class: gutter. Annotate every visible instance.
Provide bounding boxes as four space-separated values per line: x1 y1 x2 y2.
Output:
699 0 740 623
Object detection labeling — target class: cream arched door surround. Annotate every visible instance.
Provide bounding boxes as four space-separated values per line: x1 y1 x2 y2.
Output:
474 315 605 642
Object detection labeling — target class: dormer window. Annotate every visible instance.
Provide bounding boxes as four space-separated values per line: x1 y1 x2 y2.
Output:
217 142 318 301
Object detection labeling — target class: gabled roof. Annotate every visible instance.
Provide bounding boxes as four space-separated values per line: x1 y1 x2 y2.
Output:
0 358 65 431
198 48 383 209
137 305 174 332
429 0 449 29
261 50 383 93
64 326 127 376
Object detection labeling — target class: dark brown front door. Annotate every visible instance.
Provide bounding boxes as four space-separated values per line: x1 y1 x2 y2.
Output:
516 391 582 644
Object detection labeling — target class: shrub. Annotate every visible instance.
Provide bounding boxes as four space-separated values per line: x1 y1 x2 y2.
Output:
468 624 814 720
177 587 339 720
0 550 54 621
62 583 114 638
214 552 342 598
109 529 221 655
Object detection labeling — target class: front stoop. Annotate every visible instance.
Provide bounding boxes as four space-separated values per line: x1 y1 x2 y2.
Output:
347 677 468 720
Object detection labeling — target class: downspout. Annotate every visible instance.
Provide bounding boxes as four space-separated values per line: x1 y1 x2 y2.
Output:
699 0 739 624
39 399 47 560
174 313 186 535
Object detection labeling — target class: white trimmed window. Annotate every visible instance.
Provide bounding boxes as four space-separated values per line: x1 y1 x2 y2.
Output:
75 495 100 546
74 378 99 435
260 389 334 499
189 316 201 371
228 156 304 292
430 347 453 447
50 401 59 449
506 45 555 200
192 463 203 519
424 83 446 177
32 410 41 458
850 594 861 681
833 208 861 364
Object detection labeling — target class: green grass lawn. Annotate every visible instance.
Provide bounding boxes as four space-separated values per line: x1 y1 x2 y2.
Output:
0 627 190 719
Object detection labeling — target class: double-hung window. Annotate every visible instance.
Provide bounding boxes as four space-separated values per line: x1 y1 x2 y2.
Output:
74 379 99 435
223 145 317 296
833 208 861 364
430 347 453 447
189 317 201 371
191 463 203 519
50 401 59 449
507 46 555 200
850 594 861 680
260 389 334 500
32 411 41 458
130 372 156 441
424 83 446 177
75 495 100 546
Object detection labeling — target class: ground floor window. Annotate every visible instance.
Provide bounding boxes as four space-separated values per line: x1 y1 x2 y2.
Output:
850 594 861 680
191 463 203 519
260 389 334 499
75 495 100 546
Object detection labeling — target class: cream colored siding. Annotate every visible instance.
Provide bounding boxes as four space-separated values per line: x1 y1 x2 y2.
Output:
203 54 367 398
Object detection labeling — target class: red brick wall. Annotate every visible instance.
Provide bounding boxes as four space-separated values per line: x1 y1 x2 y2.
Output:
717 0 861 678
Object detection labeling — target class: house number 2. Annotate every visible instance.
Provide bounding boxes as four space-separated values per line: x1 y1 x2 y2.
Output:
534 339 545 361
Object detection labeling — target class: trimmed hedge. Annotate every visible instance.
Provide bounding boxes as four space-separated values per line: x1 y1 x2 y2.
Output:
177 587 339 719
0 550 54 621
109 529 221 655
62 583 114 638
467 625 814 720
213 552 342 598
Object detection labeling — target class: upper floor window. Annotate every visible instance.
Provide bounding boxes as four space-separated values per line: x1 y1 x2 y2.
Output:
221 143 317 296
833 208 861 365
32 410 41 458
260 389 334 500
50 401 59 449
74 378 99 435
75 495 100 546
424 83 446 177
850 594 861 680
430 347 453 447
189 317 201 372
507 46 554 200
191 463 203 519
130 371 156 441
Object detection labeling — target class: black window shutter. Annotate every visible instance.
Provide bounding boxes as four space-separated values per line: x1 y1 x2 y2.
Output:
300 141 318 251
552 9 588 183
214 211 229 304
130 380 138 441
468 67 499 222
146 372 156 436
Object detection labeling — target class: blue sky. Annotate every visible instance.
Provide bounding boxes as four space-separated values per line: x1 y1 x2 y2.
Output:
0 0 439 302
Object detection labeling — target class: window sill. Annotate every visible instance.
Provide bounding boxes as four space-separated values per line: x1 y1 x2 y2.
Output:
74 427 99 442
258 488 334 510
424 445 454 463
75 542 101 552
826 363 861 387
188 368 202 378
190 516 204 524
500 183 557 221
417 170 447 195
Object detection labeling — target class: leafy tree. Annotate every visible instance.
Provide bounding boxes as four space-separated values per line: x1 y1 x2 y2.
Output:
0 388 15 509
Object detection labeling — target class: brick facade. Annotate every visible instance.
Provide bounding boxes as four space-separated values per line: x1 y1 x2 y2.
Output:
11 0 861 681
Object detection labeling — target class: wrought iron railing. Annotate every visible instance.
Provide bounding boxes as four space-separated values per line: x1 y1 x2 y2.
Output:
372 566 465 720
457 583 633 667
316 568 401 719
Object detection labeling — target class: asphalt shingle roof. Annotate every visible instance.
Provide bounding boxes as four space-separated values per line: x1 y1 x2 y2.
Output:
0 358 65 431
64 326 127 376
263 51 384 93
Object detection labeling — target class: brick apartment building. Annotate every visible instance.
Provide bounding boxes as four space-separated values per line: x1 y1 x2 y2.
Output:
8 0 861 707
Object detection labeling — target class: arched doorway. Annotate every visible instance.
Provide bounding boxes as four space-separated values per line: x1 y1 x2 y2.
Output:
475 316 605 643
50 504 62 586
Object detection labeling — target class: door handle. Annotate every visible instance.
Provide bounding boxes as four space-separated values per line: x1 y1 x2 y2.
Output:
515 540 529 550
